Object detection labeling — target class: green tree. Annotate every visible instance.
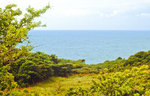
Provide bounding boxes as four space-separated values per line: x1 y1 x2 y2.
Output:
0 3 50 93
0 4 50 65
13 52 54 87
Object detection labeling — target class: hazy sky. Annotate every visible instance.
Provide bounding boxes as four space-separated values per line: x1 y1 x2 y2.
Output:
1 0 150 30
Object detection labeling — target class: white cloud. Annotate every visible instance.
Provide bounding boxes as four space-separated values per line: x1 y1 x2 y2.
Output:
49 0 150 18
98 10 121 17
137 13 150 16
51 9 92 17
1 0 150 17
111 10 120 16
1 0 150 30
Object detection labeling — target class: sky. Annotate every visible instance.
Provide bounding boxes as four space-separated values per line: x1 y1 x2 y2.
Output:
1 0 150 30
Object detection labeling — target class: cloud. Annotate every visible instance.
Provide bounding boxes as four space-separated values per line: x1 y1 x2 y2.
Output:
1 0 150 30
137 13 150 16
49 0 150 18
2 0 150 17
98 10 121 17
51 9 92 17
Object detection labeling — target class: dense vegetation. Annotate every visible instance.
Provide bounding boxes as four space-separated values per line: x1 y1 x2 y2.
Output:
66 65 150 96
8 51 97 87
0 4 150 96
1 50 149 96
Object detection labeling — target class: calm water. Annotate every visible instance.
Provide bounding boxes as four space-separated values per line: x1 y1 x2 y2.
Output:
27 30 150 64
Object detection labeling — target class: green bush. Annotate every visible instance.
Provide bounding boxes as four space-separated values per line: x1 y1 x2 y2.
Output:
51 64 73 77
66 65 150 96
0 65 18 96
124 51 150 66
8 52 86 87
11 52 54 87
72 67 99 74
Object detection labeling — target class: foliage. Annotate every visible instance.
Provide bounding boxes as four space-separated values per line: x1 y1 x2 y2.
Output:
0 3 50 93
0 66 18 96
98 57 125 69
108 51 150 72
7 75 98 96
51 64 73 77
66 65 150 96
124 51 150 66
2 50 150 95
7 88 44 96
0 4 50 65
10 52 54 87
8 51 88 87
72 66 99 74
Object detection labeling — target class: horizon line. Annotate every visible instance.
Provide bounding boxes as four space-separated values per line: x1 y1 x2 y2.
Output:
32 29 150 31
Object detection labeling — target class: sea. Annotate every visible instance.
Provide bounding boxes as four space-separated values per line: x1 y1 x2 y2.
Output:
26 30 150 64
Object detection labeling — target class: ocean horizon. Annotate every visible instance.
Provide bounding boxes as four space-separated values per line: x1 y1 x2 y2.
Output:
26 30 150 64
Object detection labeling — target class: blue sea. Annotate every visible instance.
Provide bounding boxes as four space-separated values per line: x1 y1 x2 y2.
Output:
27 30 150 64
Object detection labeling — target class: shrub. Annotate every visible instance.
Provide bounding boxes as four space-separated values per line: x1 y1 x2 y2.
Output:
66 65 150 96
0 65 18 96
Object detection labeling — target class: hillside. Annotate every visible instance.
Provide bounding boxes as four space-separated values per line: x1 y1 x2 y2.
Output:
1 51 150 96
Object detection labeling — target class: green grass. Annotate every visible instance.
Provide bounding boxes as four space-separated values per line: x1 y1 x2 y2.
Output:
24 74 99 96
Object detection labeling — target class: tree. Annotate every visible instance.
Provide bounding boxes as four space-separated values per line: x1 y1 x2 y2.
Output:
0 4 50 65
0 4 50 94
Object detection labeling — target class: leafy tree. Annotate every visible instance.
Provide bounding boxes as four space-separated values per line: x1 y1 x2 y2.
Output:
0 3 50 93
13 52 54 87
0 4 50 65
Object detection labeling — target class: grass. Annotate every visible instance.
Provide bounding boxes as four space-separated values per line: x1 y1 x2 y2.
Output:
24 74 99 96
